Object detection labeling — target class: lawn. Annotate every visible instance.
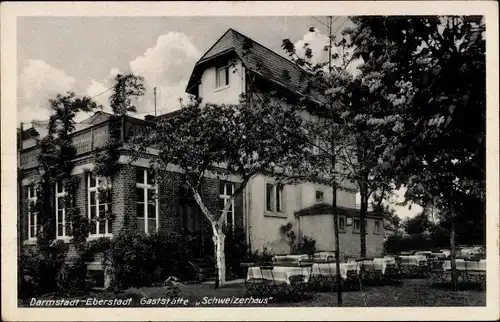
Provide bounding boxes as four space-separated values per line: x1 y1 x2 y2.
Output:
20 278 486 307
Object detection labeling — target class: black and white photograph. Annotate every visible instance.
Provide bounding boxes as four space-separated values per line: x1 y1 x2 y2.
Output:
1 1 499 321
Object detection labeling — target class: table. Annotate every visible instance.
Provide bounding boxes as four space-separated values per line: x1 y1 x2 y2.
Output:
247 265 311 285
399 255 428 276
431 252 448 259
442 259 486 272
415 251 432 256
313 251 335 262
400 255 427 266
440 249 451 257
311 262 359 280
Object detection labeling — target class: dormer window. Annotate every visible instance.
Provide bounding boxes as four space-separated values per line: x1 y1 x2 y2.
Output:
216 64 230 89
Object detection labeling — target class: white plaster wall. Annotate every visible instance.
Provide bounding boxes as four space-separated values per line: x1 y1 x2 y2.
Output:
198 59 245 105
246 176 358 254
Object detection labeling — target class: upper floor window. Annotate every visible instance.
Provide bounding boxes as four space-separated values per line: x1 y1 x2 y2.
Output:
88 173 112 237
266 183 284 213
353 218 368 234
219 181 235 229
136 168 158 234
374 220 381 234
27 184 38 240
215 65 230 89
315 190 324 203
338 216 346 232
55 182 71 239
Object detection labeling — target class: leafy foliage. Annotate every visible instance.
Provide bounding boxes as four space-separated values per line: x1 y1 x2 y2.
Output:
346 16 485 290
132 95 309 287
104 230 196 290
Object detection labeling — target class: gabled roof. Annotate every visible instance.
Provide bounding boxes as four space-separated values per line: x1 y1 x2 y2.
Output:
186 28 327 104
79 110 114 125
294 203 382 218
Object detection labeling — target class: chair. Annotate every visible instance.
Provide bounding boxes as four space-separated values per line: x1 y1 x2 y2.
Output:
465 259 486 289
258 265 282 297
384 261 401 284
430 260 448 285
244 264 266 296
310 257 328 288
345 262 362 290
287 259 314 300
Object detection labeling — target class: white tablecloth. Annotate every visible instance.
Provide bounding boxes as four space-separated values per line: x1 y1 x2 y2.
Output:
311 262 359 280
415 251 432 256
247 266 311 285
399 255 427 266
442 259 486 272
361 258 396 274
432 252 448 259
313 252 335 262
440 249 451 257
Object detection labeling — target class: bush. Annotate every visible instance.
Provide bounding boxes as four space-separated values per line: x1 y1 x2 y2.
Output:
384 231 450 254
18 241 68 299
105 230 196 290
297 236 316 256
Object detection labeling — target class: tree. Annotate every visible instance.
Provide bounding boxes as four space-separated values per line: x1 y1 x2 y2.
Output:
347 16 486 291
282 20 396 259
94 73 146 178
132 97 308 288
403 212 431 235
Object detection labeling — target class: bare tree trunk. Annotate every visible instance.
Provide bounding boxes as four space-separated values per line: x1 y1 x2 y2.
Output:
333 209 342 306
212 225 226 289
331 159 342 306
448 184 458 291
191 188 227 289
450 218 458 291
359 190 368 257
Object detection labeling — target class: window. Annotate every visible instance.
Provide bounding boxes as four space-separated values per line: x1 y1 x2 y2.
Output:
276 184 284 212
265 183 284 213
55 182 71 238
27 185 38 240
219 181 235 229
374 220 381 234
88 173 112 236
338 217 346 231
215 65 230 88
266 183 274 212
136 168 158 234
353 218 360 232
315 190 324 203
353 218 368 234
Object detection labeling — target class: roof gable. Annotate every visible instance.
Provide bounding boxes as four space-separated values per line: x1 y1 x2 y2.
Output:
198 29 235 63
186 28 327 104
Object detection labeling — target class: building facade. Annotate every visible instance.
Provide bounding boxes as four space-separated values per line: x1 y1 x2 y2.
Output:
185 28 384 256
18 29 385 287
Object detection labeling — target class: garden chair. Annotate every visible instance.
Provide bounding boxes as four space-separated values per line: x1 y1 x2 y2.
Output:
258 265 288 297
417 259 430 277
429 260 448 285
464 258 486 289
383 262 401 284
287 259 314 300
345 264 362 291
242 263 263 297
310 257 328 289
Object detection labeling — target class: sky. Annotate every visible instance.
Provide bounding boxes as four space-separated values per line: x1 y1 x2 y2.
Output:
16 16 422 219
